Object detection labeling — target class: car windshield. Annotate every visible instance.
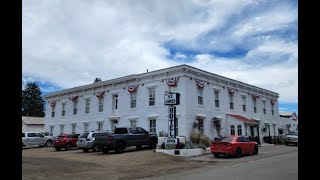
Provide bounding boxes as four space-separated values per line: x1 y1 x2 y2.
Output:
288 132 298 136
216 137 234 142
79 133 89 138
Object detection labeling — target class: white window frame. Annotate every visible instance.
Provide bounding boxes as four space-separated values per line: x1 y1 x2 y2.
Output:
97 122 103 132
51 106 55 117
85 98 90 114
230 125 235 135
72 124 76 133
214 90 219 108
198 88 203 105
149 119 156 133
50 126 54 136
237 125 242 135
73 100 78 115
113 94 118 110
61 103 66 116
263 100 266 114
130 92 137 108
229 94 234 110
242 96 246 112
60 125 65 134
253 99 257 113
99 97 104 112
149 88 156 106
130 120 137 127
84 123 89 132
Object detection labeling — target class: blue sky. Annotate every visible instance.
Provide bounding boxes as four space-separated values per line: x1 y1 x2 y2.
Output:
22 0 298 115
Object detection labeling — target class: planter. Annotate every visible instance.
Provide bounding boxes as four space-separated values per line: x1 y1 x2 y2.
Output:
155 148 210 157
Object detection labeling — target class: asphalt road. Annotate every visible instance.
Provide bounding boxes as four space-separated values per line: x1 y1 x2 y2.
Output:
142 151 298 180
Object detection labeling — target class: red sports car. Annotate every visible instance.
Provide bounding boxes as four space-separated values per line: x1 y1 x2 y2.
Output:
210 136 258 158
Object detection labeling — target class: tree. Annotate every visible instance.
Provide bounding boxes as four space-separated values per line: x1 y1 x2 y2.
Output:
22 82 45 117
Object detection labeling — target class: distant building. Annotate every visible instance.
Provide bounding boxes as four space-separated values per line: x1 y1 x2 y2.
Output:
44 64 280 143
279 112 298 134
22 116 45 133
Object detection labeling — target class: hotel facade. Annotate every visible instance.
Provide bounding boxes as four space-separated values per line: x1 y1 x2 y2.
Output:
44 65 280 143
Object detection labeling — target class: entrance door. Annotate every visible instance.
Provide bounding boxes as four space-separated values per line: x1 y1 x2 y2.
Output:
250 126 255 136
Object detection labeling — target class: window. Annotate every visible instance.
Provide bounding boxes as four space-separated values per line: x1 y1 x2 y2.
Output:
214 91 219 108
85 99 90 113
230 125 235 135
263 101 266 114
149 119 156 133
197 117 204 136
73 100 78 115
149 88 155 106
130 92 137 108
253 99 257 113
113 94 118 110
198 88 203 105
84 123 89 132
50 126 54 136
51 106 55 117
242 96 246 112
237 125 242 135
61 103 66 116
99 97 104 112
60 125 65 134
72 124 76 132
137 127 147 134
129 127 138 134
130 120 137 127
271 104 274 115
229 94 234 110
97 122 103 132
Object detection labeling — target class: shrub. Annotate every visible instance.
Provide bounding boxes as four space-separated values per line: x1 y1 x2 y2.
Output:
175 143 185 149
159 131 168 137
165 144 176 149
199 135 210 148
190 133 200 144
160 142 165 149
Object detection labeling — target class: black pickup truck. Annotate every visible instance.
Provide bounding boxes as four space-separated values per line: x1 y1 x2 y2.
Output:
95 127 158 153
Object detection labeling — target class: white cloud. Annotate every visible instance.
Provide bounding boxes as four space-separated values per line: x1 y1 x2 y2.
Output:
23 0 297 103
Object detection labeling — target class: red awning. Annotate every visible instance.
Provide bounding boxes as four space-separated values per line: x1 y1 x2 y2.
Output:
227 114 257 125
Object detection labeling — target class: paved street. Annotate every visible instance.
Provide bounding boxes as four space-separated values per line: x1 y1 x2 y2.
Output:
141 147 298 180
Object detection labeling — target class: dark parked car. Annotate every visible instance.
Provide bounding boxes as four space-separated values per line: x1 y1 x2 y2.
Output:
95 127 158 154
210 136 258 158
53 133 79 151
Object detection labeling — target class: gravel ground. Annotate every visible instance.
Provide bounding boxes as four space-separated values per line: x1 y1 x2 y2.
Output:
22 146 213 180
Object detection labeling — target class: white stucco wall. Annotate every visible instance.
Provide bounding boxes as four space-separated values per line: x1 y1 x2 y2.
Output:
22 123 44 133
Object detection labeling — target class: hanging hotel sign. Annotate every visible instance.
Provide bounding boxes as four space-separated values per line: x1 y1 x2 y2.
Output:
164 93 180 105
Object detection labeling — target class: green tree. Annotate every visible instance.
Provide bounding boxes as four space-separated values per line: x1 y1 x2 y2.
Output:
22 82 45 117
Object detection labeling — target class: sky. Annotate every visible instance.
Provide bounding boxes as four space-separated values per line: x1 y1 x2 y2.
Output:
22 0 298 115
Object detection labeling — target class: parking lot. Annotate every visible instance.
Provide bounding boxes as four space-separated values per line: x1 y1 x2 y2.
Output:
22 145 298 180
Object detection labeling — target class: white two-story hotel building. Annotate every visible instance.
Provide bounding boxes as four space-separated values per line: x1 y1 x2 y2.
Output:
44 65 280 143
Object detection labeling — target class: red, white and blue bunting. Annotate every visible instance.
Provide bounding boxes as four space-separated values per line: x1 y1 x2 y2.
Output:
128 84 139 93
96 91 105 98
270 99 276 105
251 94 260 99
195 78 205 88
227 87 236 95
166 77 179 87
69 95 79 101
50 100 56 107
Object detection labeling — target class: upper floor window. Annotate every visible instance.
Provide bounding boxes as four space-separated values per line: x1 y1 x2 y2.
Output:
214 91 219 108
263 100 266 114
198 88 203 105
112 94 118 110
51 106 55 117
149 88 155 106
85 98 90 114
130 92 137 108
242 96 246 112
230 125 235 135
229 94 234 110
253 99 257 113
73 100 78 115
61 103 66 116
271 104 274 115
98 97 104 112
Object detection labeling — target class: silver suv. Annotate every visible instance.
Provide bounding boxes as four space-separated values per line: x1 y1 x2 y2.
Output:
77 131 112 152
22 132 54 147
284 131 298 146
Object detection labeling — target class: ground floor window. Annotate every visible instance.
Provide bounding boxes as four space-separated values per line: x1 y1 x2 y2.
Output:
97 122 103 131
84 123 89 132
72 124 76 133
130 120 137 127
230 125 235 135
60 125 64 134
237 125 242 135
149 119 156 133
50 126 54 136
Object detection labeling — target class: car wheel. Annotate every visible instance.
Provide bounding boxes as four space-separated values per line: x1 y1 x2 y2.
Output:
213 153 220 158
285 142 289 146
55 147 61 151
136 145 142 150
45 140 53 147
101 148 109 154
82 148 89 152
235 148 242 158
149 139 157 149
253 145 258 155
65 144 71 151
115 142 125 154
92 145 100 152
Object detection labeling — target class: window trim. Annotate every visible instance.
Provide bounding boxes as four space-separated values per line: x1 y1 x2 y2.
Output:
85 98 90 114
148 88 156 106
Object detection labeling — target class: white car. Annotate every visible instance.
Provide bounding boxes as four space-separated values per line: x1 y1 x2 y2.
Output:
77 131 112 152
22 132 54 147
284 131 298 146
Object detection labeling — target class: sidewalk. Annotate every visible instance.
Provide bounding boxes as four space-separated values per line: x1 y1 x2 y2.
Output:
259 143 275 147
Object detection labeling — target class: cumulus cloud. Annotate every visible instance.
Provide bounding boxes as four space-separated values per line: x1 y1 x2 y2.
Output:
23 0 297 103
